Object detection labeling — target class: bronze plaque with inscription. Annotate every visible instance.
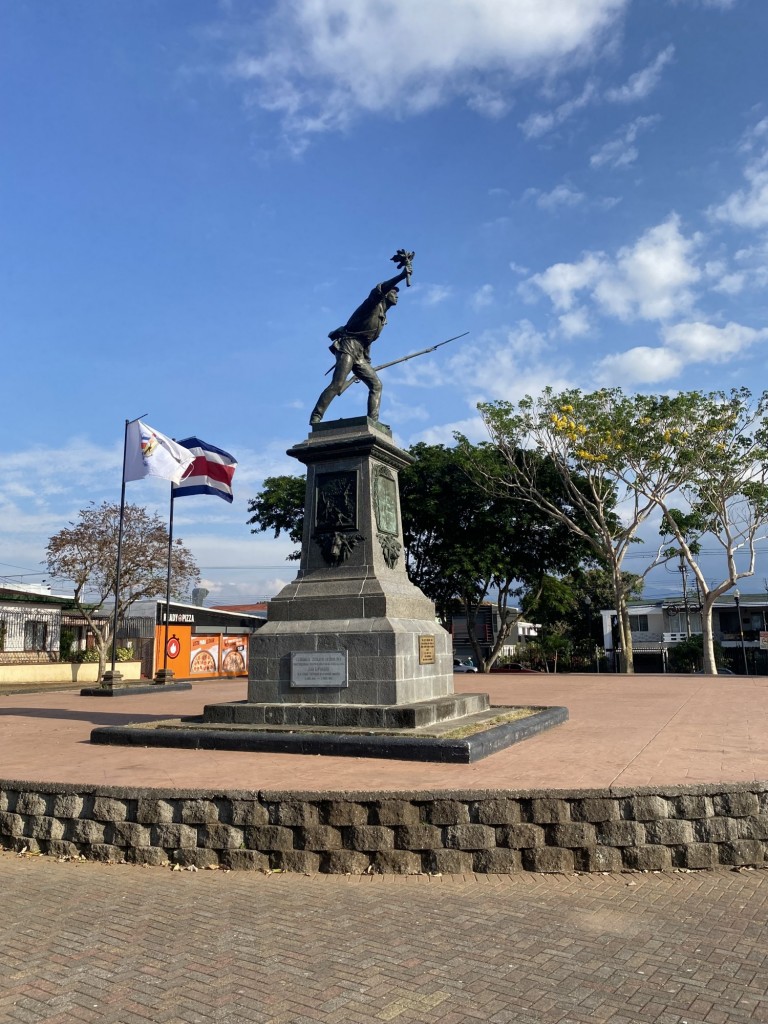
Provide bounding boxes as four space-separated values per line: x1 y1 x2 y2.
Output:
418 635 436 665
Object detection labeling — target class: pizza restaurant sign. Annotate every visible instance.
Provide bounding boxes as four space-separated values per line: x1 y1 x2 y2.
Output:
159 611 196 624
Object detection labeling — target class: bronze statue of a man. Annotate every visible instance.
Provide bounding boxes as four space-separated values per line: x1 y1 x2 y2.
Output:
310 251 414 425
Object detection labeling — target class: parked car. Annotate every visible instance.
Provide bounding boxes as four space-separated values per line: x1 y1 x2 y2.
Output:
453 659 478 673
694 666 736 675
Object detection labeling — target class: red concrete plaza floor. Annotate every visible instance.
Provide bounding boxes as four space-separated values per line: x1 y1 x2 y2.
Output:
1 672 767 792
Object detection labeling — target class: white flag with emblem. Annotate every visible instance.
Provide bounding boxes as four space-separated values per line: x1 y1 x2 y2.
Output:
123 420 195 484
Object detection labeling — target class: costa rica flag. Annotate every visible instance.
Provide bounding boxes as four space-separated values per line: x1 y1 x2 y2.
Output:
174 437 237 503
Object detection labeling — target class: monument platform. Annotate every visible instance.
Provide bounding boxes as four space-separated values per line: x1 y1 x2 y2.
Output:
89 706 568 763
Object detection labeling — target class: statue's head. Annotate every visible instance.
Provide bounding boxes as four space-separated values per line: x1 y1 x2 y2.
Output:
385 286 399 307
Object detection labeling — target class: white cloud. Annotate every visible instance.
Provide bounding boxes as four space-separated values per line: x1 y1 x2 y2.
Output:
520 79 598 138
590 114 660 168
520 42 673 141
670 0 736 7
225 1 629 143
509 261 530 276
740 117 768 154
381 395 431 423
420 284 452 306
595 320 768 386
597 195 622 210
709 154 768 229
661 320 768 362
391 356 449 390
200 576 292 604
471 284 495 310
466 87 511 119
712 272 746 295
524 184 585 210
598 215 702 319
526 214 702 322
605 45 674 103
558 307 591 338
447 323 573 403
412 416 488 446
734 241 768 288
595 346 683 385
524 253 606 311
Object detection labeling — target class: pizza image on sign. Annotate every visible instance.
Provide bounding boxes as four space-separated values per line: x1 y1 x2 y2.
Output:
221 636 248 676
190 636 219 676
222 650 245 672
191 650 216 673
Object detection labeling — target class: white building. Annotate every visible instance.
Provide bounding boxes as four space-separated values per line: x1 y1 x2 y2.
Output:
599 592 767 672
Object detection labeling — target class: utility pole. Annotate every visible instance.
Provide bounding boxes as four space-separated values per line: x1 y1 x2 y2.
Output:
679 552 692 638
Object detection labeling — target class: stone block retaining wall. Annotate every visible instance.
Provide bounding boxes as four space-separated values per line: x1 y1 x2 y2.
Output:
1 781 767 873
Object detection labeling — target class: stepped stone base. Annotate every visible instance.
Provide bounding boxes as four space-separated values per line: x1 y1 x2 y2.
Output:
201 692 490 729
90 704 568 763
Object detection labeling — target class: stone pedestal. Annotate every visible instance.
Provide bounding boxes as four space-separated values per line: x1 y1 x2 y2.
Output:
245 417 454 710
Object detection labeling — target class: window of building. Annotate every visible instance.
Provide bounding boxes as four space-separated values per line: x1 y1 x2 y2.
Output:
718 610 739 633
24 620 48 652
629 614 649 632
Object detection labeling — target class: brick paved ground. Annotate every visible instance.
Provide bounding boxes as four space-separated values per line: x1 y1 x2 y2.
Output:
1 852 766 1024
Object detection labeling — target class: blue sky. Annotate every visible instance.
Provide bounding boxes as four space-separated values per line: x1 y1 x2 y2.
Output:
2 0 768 605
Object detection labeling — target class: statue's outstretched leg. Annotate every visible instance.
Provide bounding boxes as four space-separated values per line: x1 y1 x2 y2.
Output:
352 361 382 421
310 384 337 425
310 353 354 425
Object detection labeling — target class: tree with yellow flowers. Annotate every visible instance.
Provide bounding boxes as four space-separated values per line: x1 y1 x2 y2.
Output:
479 386 768 674
478 388 705 673
627 388 768 674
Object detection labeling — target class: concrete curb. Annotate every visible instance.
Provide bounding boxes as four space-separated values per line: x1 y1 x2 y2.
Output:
80 683 194 697
2 778 766 874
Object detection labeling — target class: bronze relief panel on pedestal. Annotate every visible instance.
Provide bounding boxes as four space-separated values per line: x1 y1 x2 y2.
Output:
373 463 402 568
312 471 363 566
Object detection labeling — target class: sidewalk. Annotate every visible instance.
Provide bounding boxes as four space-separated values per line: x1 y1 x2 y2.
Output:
1 851 766 1024
1 673 767 792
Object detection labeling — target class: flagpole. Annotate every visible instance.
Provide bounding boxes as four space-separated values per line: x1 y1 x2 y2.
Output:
103 413 147 688
156 482 175 684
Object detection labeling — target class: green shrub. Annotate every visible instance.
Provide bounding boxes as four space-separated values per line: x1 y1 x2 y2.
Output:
668 634 724 672
59 628 76 661
74 648 100 663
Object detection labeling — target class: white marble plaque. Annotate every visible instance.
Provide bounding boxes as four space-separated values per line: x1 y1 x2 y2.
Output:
290 651 349 688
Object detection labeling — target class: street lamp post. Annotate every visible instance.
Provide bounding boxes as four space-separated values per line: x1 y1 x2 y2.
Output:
734 588 749 675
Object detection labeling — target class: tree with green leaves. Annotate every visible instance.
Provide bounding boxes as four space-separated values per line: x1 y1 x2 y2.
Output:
521 567 643 658
638 389 768 673
45 502 199 679
401 442 592 670
478 388 697 673
247 475 306 560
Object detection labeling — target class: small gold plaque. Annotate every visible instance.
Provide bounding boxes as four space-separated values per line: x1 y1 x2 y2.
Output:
418 635 436 665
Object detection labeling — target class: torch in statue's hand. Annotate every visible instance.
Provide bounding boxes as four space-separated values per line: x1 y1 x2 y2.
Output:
391 249 415 287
